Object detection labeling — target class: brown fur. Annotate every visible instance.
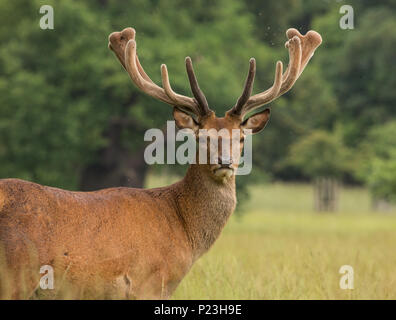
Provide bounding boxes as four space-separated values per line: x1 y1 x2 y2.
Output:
0 164 235 299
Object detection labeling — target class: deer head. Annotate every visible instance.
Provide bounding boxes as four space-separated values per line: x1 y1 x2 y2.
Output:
108 28 322 182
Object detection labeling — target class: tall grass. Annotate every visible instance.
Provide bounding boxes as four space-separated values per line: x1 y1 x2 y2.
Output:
172 183 396 299
2 179 396 299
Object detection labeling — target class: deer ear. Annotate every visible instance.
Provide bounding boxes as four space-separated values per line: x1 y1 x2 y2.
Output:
173 108 199 132
241 108 270 134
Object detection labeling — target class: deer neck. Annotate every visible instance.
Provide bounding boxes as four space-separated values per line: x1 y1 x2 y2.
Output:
173 164 236 260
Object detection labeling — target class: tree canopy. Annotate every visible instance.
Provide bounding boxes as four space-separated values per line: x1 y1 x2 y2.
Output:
0 0 395 204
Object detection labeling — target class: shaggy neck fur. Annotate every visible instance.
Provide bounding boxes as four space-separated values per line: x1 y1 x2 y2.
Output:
171 164 236 260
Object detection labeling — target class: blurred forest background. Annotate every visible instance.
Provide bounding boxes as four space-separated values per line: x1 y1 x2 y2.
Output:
0 0 395 211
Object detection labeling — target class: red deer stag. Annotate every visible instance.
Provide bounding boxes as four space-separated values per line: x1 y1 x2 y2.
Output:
0 27 321 299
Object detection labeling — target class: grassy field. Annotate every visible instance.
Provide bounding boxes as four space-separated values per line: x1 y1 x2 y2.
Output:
152 180 396 300
2 176 396 299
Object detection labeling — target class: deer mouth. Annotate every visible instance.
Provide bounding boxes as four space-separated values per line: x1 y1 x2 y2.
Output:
213 165 234 178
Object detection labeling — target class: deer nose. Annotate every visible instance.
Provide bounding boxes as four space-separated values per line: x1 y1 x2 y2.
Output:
218 156 233 166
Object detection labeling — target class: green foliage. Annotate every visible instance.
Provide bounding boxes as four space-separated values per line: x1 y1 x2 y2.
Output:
0 0 112 188
366 153 396 203
358 122 396 202
314 5 396 146
286 130 352 179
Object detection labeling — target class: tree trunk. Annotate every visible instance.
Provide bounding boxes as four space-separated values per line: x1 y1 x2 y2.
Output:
372 198 394 212
314 177 339 212
80 120 148 191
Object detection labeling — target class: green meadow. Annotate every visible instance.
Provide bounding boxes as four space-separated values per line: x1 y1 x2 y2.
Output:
162 181 396 300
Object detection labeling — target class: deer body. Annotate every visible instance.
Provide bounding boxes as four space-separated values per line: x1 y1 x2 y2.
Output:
0 27 321 299
0 162 235 299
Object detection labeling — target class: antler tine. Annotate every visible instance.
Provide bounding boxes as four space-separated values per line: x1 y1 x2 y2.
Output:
108 28 135 70
233 29 321 117
125 40 164 98
185 57 211 116
160 64 202 114
229 58 256 116
279 35 302 95
286 28 322 76
243 37 301 114
108 28 153 84
136 55 155 84
124 40 199 111
230 59 282 116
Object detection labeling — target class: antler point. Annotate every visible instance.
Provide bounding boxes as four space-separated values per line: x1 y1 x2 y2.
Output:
307 30 323 45
286 28 301 40
126 39 136 47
